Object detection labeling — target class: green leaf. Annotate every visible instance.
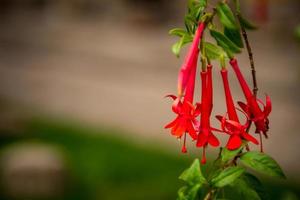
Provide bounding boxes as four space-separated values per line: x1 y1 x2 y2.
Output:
204 42 227 60
185 15 196 34
295 25 300 40
177 184 201 200
190 1 206 21
221 145 244 163
216 2 238 30
240 152 286 179
224 27 244 48
172 34 193 57
179 159 206 186
230 177 261 200
169 28 188 37
210 29 241 56
188 0 195 11
198 0 207 7
211 167 245 188
239 15 258 30
243 173 270 200
188 0 207 11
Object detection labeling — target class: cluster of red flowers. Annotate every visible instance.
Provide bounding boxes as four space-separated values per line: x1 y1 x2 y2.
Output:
165 22 272 164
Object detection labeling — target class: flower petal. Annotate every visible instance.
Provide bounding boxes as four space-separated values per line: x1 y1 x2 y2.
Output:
225 119 243 130
187 121 197 140
164 117 179 129
237 101 250 114
227 135 242 150
196 133 207 147
208 133 220 147
165 94 177 100
242 132 259 145
264 95 272 117
172 118 186 137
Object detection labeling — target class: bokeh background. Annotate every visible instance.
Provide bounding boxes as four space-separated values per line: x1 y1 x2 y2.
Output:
0 0 299 199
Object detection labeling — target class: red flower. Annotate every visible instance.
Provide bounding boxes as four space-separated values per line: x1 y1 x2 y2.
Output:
177 22 205 97
165 64 201 153
196 68 220 164
230 59 272 137
165 22 206 153
216 69 258 150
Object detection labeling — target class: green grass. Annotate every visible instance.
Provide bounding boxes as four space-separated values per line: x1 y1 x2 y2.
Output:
0 118 299 200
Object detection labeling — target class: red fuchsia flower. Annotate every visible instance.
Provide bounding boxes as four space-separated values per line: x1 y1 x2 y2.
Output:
216 69 259 150
196 69 220 164
177 22 205 97
165 61 201 153
229 59 272 139
165 22 206 153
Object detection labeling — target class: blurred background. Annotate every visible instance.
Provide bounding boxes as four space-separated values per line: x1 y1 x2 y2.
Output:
0 0 299 199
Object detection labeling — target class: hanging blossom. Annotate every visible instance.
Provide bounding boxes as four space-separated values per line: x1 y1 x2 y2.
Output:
196 66 220 164
216 69 259 150
164 22 205 153
230 59 272 140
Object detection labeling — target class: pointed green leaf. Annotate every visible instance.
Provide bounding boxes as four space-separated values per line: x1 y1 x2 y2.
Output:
224 27 244 48
188 0 207 11
243 173 270 200
172 34 193 57
179 159 206 186
204 42 227 60
216 2 238 30
177 184 201 200
210 29 241 56
240 152 286 179
185 14 196 34
169 28 188 37
295 25 300 40
188 0 195 11
198 0 207 7
211 166 245 188
221 145 244 163
239 15 258 30
191 4 205 21
230 177 261 200
172 39 183 57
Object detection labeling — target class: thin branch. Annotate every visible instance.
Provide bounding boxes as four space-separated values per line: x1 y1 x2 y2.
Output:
237 14 259 97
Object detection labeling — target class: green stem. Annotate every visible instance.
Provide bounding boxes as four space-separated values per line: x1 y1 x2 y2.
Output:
204 189 215 200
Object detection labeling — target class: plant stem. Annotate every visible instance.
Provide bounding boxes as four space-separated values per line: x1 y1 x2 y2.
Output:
204 189 215 200
234 0 258 97
237 14 258 97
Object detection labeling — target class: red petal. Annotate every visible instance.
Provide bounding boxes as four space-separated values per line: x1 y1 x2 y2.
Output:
194 103 202 116
187 121 197 140
184 100 195 114
165 95 182 114
264 95 272 117
172 118 186 137
242 132 259 145
165 94 177 100
215 115 223 122
210 127 225 133
225 119 243 130
227 135 242 150
171 119 181 135
208 133 220 147
172 98 182 113
196 133 207 147
215 115 226 131
164 117 179 129
238 101 250 114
